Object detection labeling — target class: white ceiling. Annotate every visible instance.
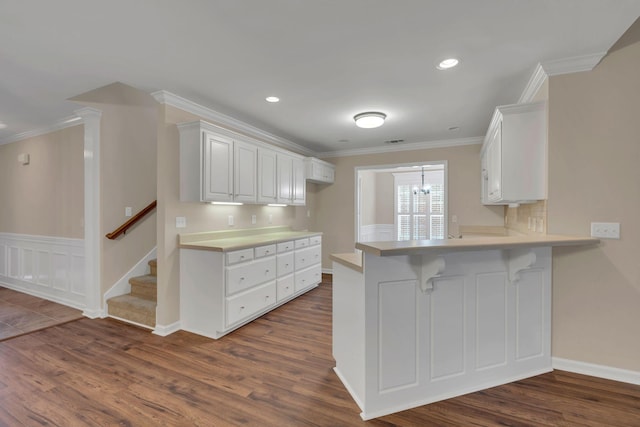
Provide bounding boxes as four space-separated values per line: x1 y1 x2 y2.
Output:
1 1 639 154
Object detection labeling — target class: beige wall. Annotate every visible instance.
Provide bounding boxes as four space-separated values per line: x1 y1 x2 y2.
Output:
72 83 158 298
0 125 84 238
547 39 640 371
359 170 377 226
316 145 505 268
156 105 315 325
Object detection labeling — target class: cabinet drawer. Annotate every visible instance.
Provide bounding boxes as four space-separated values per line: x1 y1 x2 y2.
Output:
277 275 294 302
277 240 294 253
255 244 276 258
277 252 294 277
295 246 321 271
226 248 254 265
226 257 276 295
226 281 276 327
294 238 309 249
309 235 322 246
295 265 321 293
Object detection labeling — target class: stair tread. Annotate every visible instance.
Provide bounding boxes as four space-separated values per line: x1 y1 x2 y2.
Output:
108 294 157 312
130 274 157 286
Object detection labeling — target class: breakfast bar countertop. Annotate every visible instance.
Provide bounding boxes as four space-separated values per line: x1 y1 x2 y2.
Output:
355 234 600 257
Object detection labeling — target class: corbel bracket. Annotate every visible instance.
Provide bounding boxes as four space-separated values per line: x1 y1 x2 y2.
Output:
420 256 446 293
508 248 537 283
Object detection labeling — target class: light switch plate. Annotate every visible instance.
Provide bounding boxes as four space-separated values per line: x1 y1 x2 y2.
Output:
176 216 186 228
228 215 234 226
251 214 256 225
125 207 132 217
591 222 620 239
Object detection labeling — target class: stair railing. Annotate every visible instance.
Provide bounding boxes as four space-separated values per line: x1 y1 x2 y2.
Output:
106 200 157 240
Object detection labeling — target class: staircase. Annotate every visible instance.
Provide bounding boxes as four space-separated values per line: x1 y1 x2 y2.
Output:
107 259 156 328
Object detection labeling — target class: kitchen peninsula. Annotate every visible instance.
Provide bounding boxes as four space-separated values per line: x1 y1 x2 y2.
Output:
331 234 598 420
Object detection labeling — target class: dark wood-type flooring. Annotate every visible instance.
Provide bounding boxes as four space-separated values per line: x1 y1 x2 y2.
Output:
0 286 83 341
1 277 639 426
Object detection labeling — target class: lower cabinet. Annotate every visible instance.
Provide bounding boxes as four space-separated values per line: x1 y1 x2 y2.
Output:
180 234 322 339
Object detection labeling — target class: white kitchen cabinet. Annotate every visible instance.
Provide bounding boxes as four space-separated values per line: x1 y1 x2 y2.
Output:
292 157 306 206
257 148 278 204
277 154 306 205
233 140 257 203
180 233 322 339
178 120 305 205
202 131 234 202
481 101 546 205
305 157 335 184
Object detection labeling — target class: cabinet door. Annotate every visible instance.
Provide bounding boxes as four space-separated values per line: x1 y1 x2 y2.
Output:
292 157 306 205
277 153 293 203
257 148 278 203
234 140 257 203
203 131 233 202
487 123 502 202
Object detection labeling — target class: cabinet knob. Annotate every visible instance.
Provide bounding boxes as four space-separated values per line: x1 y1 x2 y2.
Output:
240 306 245 310
265 269 270 273
240 277 245 281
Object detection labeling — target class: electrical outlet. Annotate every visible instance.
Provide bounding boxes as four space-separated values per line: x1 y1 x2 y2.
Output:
452 215 458 223
176 216 186 228
125 207 132 217
251 214 256 225
591 222 620 239
228 215 234 226
268 214 273 224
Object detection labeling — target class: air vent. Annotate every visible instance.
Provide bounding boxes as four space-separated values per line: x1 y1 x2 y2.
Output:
384 139 404 144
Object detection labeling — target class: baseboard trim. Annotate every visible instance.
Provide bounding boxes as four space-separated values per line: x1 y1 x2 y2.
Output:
322 268 333 275
552 357 640 386
153 321 181 337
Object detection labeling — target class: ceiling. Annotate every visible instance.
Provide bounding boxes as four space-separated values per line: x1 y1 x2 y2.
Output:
1 1 639 154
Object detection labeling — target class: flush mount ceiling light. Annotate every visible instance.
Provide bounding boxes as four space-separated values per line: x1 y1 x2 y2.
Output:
354 112 386 129
437 58 459 70
265 96 280 103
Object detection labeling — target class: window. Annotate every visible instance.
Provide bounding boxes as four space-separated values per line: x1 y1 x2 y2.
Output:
394 171 445 240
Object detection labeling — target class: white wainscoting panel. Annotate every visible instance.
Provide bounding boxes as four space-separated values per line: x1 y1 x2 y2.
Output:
360 224 394 242
0 233 85 309
476 272 508 370
378 279 418 392
430 276 466 380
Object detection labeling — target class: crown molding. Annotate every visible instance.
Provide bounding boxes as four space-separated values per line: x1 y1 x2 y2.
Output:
518 52 607 104
541 52 606 76
518 63 548 104
74 107 103 120
317 136 483 159
0 115 83 146
151 90 315 156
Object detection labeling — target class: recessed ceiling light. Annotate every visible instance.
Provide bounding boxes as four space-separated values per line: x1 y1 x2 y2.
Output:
437 58 459 70
265 96 280 103
0 122 7 129
354 112 386 129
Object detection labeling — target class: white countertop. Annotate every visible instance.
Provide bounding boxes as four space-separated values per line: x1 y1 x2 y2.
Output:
355 234 599 257
179 226 321 252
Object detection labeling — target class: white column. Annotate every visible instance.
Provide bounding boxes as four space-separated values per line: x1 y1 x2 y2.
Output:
75 107 102 318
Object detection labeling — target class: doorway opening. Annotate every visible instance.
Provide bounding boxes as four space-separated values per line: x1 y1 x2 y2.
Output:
356 161 447 243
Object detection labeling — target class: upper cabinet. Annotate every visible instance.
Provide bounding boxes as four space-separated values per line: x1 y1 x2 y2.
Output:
178 120 305 206
481 101 546 205
257 148 278 204
277 154 306 206
305 157 335 184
